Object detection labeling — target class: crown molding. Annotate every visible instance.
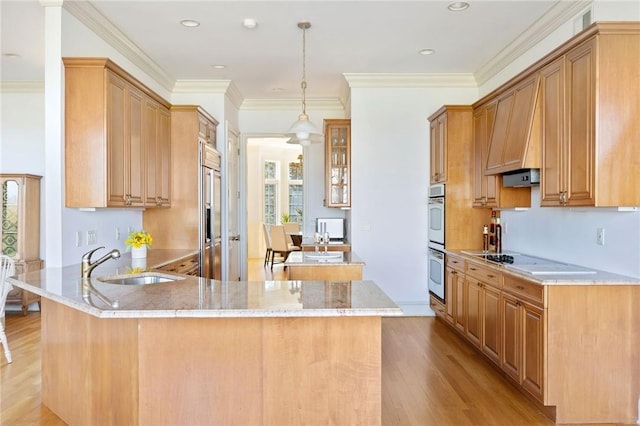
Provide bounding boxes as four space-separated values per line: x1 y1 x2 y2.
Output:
240 98 345 111
343 73 477 88
0 81 45 93
63 1 175 92
474 1 591 85
172 80 231 94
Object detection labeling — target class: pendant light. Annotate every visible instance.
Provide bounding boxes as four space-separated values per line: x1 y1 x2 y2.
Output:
286 21 322 146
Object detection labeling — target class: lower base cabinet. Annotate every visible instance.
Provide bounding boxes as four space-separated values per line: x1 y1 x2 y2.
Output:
501 277 545 402
445 264 544 403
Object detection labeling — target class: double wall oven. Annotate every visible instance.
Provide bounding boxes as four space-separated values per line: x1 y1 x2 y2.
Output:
428 184 445 301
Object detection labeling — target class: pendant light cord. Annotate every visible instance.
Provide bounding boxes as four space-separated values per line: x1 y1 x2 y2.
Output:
300 22 308 117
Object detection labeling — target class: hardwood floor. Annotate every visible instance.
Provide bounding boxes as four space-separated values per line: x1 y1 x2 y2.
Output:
0 260 632 425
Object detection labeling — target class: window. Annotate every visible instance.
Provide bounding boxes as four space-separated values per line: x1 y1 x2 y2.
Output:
288 155 303 224
264 160 278 225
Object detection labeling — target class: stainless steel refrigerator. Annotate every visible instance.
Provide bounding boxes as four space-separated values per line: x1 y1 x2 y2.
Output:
201 142 221 279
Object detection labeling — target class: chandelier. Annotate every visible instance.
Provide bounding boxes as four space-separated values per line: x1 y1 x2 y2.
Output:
286 21 322 147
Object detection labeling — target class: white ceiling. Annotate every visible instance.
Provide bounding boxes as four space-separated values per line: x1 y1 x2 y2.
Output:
1 1 592 104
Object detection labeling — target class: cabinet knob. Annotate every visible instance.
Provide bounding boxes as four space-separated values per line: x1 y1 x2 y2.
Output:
516 285 525 290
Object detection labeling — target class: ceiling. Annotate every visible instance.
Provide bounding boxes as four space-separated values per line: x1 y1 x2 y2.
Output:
1 1 591 105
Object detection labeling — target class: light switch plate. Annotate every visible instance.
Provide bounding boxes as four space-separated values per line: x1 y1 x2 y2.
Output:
87 230 97 245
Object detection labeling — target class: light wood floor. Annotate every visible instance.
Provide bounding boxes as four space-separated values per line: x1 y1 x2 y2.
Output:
0 259 632 425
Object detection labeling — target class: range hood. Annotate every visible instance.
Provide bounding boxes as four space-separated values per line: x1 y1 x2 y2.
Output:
502 169 540 187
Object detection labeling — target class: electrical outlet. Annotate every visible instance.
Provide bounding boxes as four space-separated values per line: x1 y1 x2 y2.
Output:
115 227 121 240
502 222 507 235
596 228 605 246
75 231 82 247
87 230 97 245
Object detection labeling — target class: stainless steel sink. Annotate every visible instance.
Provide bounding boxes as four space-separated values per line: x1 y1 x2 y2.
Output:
98 273 184 285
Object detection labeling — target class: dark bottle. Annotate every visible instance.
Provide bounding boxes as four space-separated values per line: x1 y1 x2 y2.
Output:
490 210 496 234
495 217 502 253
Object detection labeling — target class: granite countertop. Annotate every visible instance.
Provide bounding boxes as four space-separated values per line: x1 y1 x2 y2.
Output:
7 249 400 319
284 251 364 266
448 249 640 285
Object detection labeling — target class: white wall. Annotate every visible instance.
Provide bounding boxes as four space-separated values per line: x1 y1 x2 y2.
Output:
0 90 46 260
350 87 477 309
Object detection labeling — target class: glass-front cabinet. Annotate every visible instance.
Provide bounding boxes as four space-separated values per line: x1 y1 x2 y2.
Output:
324 119 351 208
1 174 43 314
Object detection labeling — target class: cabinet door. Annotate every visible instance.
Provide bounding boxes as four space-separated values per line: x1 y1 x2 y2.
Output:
127 86 145 207
521 301 544 401
565 38 596 206
540 57 566 206
445 266 456 325
144 99 160 206
482 284 501 366
157 107 171 206
324 119 351 208
465 277 482 348
501 293 521 382
107 72 128 206
473 103 499 207
454 270 466 334
430 114 447 184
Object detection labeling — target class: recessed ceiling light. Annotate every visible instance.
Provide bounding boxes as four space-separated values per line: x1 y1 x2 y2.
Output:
448 2 470 11
2 53 21 59
180 19 200 28
211 64 226 69
419 49 435 55
243 18 258 29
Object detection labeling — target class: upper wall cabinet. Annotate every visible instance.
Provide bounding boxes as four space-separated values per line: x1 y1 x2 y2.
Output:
429 113 447 184
324 119 351 208
484 73 540 175
64 58 171 209
539 24 640 207
473 101 532 209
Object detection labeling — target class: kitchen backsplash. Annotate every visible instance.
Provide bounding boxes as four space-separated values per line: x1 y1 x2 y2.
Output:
500 187 640 278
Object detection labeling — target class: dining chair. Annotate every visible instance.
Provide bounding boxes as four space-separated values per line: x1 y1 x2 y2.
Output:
262 223 272 268
283 222 301 248
0 255 15 363
269 225 301 270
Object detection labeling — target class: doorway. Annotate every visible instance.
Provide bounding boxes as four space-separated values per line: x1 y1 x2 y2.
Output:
245 137 303 264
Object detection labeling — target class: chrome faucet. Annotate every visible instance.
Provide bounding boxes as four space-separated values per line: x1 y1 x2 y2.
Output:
81 246 120 279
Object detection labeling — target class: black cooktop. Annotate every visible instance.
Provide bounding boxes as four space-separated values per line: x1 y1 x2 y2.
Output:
484 254 515 264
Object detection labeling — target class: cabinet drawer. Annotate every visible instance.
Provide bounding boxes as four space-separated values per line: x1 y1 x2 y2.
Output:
446 255 466 272
466 262 502 288
503 275 543 305
429 294 446 318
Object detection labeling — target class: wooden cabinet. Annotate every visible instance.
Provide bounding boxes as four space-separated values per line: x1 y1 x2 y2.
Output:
429 113 446 184
538 31 639 207
465 262 503 366
472 103 531 209
445 254 466 330
1 174 43 314
500 276 544 402
143 106 218 252
144 99 171 207
324 119 351 208
428 106 490 249
485 73 540 175
64 58 171 208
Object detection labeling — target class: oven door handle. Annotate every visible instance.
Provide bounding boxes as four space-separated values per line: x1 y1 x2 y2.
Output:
429 197 444 205
429 249 444 260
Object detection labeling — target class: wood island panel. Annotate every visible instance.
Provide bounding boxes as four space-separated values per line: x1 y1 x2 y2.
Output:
546 285 640 424
41 299 139 426
39 300 383 425
287 264 363 280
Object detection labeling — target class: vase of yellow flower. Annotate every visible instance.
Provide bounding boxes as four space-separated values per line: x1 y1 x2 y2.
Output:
125 230 152 259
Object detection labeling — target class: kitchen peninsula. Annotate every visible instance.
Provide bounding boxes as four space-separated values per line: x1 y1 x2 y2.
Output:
8 250 401 426
284 250 364 280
